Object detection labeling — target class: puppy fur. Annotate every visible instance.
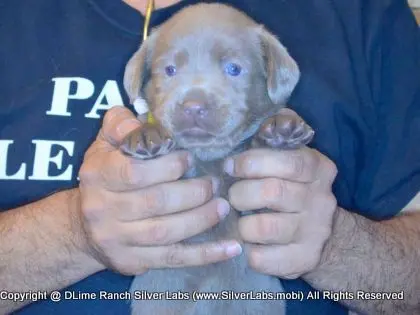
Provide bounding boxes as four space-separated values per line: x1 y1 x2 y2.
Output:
122 3 313 315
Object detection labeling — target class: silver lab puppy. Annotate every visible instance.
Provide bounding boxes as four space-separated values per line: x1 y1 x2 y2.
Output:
122 3 314 315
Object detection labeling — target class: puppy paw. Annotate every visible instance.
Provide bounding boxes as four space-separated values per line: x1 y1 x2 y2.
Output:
254 108 314 150
120 123 176 159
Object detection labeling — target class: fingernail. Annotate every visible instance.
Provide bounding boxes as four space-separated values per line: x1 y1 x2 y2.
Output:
211 177 220 194
217 199 230 219
106 105 126 123
224 158 234 176
116 119 141 138
224 241 242 257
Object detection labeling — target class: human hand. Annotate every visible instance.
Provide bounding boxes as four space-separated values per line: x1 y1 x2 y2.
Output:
225 147 338 279
78 106 240 275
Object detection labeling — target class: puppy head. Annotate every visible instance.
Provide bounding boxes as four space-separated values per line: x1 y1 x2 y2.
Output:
124 4 300 161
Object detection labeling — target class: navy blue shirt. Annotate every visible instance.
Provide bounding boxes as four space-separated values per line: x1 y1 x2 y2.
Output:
1 0 419 314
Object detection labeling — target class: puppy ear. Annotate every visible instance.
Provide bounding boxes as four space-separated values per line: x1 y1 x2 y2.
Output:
123 33 156 104
258 27 300 105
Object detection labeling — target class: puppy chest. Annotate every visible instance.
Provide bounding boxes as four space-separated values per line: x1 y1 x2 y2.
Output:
183 157 236 199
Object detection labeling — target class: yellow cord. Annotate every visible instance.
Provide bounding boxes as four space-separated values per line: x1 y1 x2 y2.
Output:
143 0 156 125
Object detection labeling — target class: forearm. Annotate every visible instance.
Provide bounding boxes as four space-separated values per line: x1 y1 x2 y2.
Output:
0 189 104 313
304 207 420 315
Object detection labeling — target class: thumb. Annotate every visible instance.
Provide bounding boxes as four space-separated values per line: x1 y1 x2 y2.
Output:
98 106 142 147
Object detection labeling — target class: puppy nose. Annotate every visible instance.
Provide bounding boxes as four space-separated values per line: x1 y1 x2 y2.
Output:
183 101 208 118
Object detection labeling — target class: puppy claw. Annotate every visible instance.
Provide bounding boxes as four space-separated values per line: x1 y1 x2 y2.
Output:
255 110 314 150
120 123 176 159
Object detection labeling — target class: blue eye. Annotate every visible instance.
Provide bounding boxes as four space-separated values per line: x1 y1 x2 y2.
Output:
224 62 242 76
165 65 177 77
